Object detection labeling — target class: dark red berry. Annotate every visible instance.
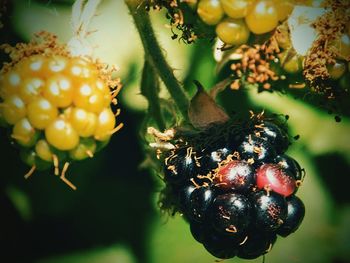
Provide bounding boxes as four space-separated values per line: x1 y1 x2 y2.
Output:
238 135 276 163
256 163 296 197
214 160 255 192
277 195 305 237
275 154 303 181
210 193 252 236
189 186 215 222
238 230 277 259
253 191 288 231
257 121 289 154
202 231 239 259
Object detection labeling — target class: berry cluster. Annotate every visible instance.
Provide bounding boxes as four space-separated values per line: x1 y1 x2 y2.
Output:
179 0 296 46
160 117 305 259
0 33 122 187
145 0 298 45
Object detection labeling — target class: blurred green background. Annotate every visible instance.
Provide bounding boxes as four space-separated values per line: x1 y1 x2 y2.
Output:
1 1 350 263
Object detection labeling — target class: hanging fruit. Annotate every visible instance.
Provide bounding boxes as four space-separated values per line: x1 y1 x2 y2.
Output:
0 0 123 189
149 86 305 260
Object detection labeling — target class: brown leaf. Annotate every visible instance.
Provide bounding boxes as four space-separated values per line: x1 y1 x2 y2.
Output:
188 81 229 129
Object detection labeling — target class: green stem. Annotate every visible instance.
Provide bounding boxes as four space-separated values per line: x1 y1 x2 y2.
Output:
141 60 166 130
125 0 190 121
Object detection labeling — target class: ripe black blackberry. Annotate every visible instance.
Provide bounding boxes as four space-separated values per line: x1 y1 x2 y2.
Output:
277 195 305 237
155 114 305 260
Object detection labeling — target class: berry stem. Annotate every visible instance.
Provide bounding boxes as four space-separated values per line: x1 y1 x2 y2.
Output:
141 60 166 130
124 0 190 122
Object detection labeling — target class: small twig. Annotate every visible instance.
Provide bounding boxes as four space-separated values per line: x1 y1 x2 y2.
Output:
125 0 190 121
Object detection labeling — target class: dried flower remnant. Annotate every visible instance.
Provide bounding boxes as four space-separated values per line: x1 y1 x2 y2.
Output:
145 0 179 11
304 0 350 98
228 41 281 91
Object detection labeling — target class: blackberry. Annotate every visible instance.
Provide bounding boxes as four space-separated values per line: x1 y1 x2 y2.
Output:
164 148 199 184
178 183 196 215
275 154 303 181
277 195 305 237
238 229 277 259
253 191 288 231
210 193 252 236
0 32 123 189
199 146 232 173
151 0 294 45
202 230 239 259
190 222 206 243
238 135 276 164
155 116 305 260
188 186 215 222
257 121 289 154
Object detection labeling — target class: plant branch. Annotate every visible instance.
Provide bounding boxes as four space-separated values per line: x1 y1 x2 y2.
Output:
141 60 166 130
125 0 190 121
